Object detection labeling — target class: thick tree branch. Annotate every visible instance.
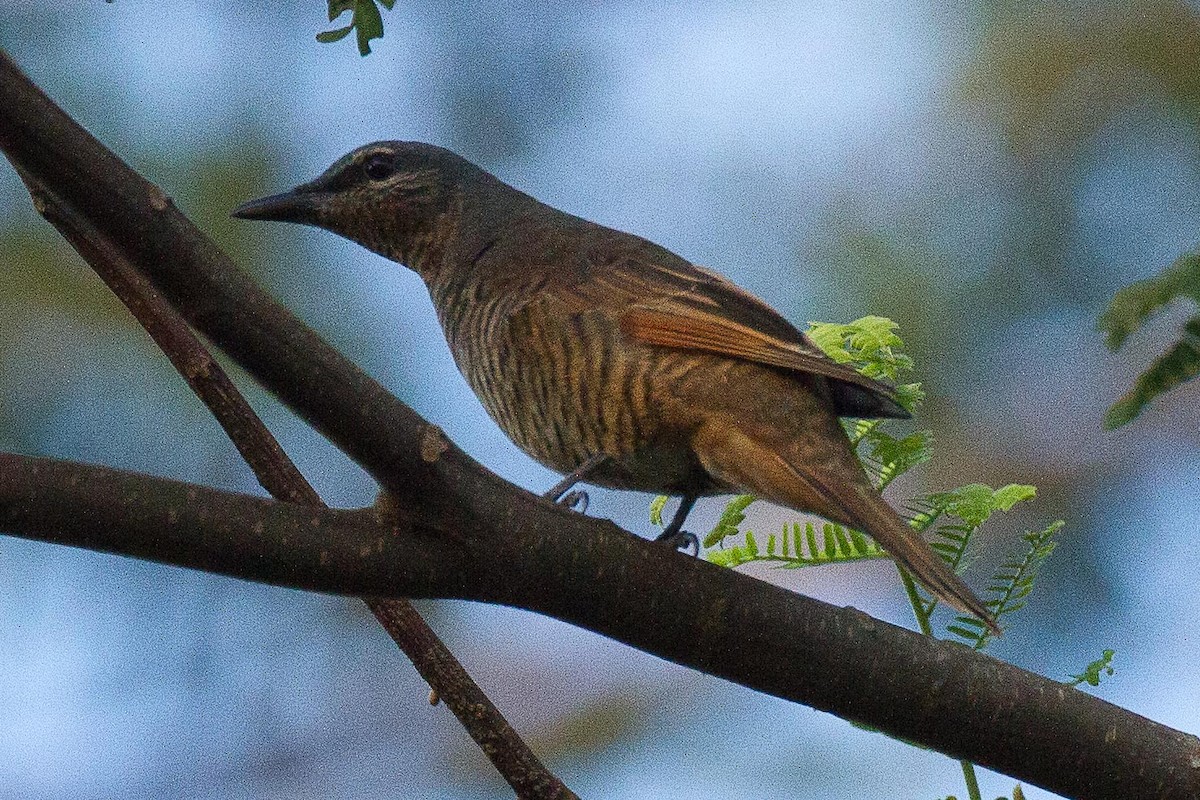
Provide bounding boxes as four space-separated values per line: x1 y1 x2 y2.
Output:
2 49 1199 798
3 453 1199 799
18 181 573 800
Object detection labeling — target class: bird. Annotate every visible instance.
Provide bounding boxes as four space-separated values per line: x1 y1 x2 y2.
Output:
232 141 998 633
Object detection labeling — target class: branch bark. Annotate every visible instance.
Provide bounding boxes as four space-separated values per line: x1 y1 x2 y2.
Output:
4 453 1199 799
2 49 1199 799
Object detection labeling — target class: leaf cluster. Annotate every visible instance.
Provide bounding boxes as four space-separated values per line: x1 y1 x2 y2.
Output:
317 0 395 56
807 314 914 381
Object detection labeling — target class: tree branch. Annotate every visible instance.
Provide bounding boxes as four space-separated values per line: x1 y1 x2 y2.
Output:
3 453 1199 799
2 49 1199 799
17 178 573 800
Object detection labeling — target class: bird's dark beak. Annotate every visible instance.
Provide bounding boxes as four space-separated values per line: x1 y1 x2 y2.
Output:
231 183 323 224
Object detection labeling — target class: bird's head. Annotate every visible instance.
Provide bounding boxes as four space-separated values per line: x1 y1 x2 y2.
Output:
232 141 482 270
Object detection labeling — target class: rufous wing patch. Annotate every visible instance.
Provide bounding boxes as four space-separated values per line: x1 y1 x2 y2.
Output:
621 305 896 396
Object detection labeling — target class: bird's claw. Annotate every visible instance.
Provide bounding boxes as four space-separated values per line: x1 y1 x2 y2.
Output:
557 489 589 515
655 529 700 556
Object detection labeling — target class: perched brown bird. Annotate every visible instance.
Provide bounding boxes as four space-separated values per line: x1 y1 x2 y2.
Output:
233 141 997 632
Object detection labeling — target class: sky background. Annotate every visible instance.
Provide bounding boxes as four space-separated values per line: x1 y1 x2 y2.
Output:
2 2 1200 798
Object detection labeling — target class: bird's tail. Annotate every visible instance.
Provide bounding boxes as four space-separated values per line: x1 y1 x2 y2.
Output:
830 477 1000 636
694 419 999 635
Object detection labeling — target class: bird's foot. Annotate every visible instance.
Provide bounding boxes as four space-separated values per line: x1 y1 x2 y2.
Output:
655 528 700 556
542 454 607 515
556 488 589 515
655 495 700 556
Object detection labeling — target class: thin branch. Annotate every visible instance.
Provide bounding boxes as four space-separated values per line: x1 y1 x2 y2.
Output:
19 175 320 506
3 48 1200 799
18 179 574 799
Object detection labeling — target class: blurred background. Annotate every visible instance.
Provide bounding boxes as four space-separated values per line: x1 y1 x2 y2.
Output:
2 1 1198 798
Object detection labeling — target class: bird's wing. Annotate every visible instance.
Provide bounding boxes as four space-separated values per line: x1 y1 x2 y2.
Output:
570 251 910 419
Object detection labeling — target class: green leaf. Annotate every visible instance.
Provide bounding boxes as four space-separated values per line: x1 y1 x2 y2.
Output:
1099 251 1200 350
991 484 1038 512
932 483 1036 529
1068 649 1116 688
317 0 391 56
893 382 925 412
869 429 933 489
946 520 1063 648
702 495 755 548
1105 316 1200 428
316 25 354 43
849 527 868 552
806 316 913 381
945 625 979 640
649 495 668 527
705 548 742 568
943 484 1000 527
327 0 357 19
804 522 817 557
353 0 385 55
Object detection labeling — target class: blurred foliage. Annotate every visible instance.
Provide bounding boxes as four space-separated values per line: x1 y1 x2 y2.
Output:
525 690 659 763
428 2 595 165
807 1 1200 344
454 687 663 786
0 125 284 474
1099 251 1200 427
961 2 1200 430
0 229 131 451
963 1 1200 165
144 133 277 271
0 231 127 324
0 128 278 344
317 0 395 56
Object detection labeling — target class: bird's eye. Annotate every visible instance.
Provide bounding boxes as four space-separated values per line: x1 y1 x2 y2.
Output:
363 154 395 181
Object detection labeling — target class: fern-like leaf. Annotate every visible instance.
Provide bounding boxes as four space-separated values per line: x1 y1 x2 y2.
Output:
706 520 889 569
868 429 934 490
946 520 1063 648
1100 251 1200 349
702 494 756 549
